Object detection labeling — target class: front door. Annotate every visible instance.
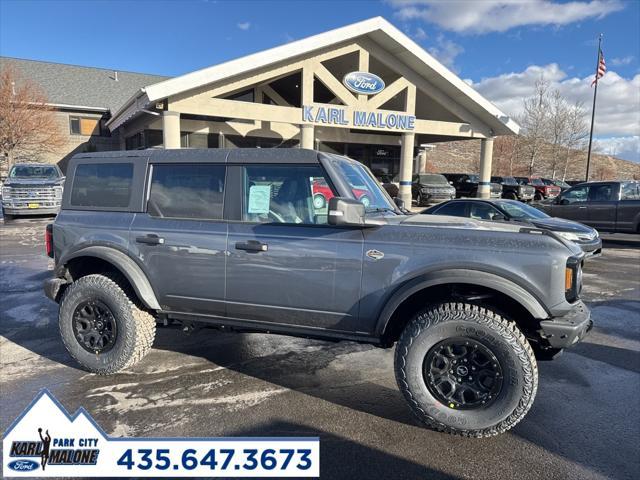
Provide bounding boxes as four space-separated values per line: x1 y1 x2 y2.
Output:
551 185 589 223
129 163 228 315
225 164 364 332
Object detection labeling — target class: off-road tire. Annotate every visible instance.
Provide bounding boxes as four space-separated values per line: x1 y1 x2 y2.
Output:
59 273 156 374
534 192 543 201
395 302 538 438
506 192 518 200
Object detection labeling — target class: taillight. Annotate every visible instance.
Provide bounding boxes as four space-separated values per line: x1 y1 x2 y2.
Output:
45 224 54 258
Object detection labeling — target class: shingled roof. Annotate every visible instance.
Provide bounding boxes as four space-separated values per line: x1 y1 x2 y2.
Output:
0 56 169 113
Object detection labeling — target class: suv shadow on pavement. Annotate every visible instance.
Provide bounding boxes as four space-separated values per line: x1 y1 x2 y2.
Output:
228 420 457 480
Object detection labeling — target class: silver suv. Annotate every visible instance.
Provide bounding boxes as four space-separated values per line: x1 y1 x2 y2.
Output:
43 149 592 437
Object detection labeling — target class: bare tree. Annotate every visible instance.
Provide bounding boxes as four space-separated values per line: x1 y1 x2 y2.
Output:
519 78 550 175
0 66 64 172
561 101 588 180
547 89 569 179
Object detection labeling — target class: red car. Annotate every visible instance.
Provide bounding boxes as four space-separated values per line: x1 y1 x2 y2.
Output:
312 179 371 208
515 176 561 200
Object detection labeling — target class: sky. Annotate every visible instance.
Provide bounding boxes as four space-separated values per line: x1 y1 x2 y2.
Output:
1 0 639 162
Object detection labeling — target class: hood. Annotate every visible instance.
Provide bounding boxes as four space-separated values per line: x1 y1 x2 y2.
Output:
527 217 596 234
4 177 64 187
399 214 525 233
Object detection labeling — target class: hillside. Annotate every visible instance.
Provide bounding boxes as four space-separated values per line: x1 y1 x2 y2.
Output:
423 137 640 181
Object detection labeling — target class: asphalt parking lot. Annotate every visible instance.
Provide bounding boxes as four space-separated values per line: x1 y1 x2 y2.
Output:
1 216 639 480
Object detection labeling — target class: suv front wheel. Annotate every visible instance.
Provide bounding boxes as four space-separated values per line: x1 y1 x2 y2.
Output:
395 302 538 437
59 273 156 374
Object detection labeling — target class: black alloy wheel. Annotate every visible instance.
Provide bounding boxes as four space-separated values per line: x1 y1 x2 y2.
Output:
423 337 503 410
72 300 118 354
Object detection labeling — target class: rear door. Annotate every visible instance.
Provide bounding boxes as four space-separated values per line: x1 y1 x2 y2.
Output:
225 163 364 332
551 185 589 223
586 183 617 231
618 183 640 232
129 161 228 315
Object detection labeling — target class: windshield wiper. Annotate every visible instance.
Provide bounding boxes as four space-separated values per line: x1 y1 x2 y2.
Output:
365 207 398 214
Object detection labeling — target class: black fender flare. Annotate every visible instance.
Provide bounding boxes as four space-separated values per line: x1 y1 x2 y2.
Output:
60 246 161 311
375 268 549 336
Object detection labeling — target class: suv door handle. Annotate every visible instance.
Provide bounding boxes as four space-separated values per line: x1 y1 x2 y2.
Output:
578 206 588 209
235 240 268 252
136 234 165 245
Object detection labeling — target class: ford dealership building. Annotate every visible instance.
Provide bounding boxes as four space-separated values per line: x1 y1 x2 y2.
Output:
2 17 519 203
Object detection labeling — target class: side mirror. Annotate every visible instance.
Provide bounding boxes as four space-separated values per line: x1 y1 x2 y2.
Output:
328 197 366 226
559 198 569 205
493 214 507 221
393 197 405 210
449 181 454 185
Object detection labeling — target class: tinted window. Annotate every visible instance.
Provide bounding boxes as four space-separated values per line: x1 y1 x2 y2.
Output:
588 184 613 202
71 163 133 208
148 164 226 220
242 165 332 224
621 183 640 200
433 202 467 217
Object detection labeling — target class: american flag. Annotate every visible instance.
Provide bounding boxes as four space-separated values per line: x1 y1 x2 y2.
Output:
591 48 606 86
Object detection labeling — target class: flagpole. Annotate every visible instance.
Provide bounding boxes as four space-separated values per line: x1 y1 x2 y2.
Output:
585 34 603 182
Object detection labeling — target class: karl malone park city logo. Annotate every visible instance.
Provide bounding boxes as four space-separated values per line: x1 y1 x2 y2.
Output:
4 390 101 475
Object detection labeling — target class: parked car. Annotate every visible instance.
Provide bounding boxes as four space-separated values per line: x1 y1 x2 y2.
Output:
423 199 602 257
442 173 503 199
44 148 591 438
312 177 371 209
491 176 535 202
565 180 585 187
1 163 64 220
542 178 572 191
411 173 456 206
535 181 640 233
515 176 561 201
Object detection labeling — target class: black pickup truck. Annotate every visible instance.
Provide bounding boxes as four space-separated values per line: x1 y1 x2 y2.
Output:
536 181 640 233
492 176 535 202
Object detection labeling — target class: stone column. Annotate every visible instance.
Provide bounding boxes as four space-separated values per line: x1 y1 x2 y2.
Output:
162 111 181 149
478 137 495 198
300 124 314 150
399 132 415 205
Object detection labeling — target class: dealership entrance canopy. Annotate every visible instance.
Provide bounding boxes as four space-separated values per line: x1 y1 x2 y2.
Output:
107 16 519 203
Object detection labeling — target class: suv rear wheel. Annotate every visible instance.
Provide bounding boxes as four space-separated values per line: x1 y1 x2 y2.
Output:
59 273 156 374
395 302 538 437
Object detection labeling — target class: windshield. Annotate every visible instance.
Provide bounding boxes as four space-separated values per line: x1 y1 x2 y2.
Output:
497 201 549 220
332 159 397 213
9 165 59 179
554 180 571 188
501 177 518 185
529 178 544 186
419 174 449 185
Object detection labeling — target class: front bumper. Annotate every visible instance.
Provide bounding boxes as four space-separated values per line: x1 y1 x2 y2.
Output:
419 192 455 205
539 300 592 348
579 237 603 258
3 205 60 216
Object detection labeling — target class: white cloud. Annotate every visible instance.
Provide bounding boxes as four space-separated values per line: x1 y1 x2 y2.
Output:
390 0 624 34
610 55 634 66
413 27 427 40
237 21 251 31
466 64 640 159
427 34 464 72
594 136 640 162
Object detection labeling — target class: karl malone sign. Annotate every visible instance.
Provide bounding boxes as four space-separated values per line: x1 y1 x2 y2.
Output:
301 71 416 132
302 105 415 131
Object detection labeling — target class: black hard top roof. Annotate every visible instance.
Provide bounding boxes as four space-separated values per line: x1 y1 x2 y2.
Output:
72 148 325 164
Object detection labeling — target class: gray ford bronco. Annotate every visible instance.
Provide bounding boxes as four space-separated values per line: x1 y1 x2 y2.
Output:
44 149 592 437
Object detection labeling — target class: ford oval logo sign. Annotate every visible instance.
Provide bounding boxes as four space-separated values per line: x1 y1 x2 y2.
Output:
343 71 385 95
8 459 39 472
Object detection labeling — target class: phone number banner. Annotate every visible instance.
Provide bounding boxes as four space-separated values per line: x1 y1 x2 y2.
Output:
3 390 319 477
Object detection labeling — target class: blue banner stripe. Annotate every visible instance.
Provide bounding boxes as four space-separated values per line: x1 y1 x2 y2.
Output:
478 181 491 186
400 181 412 186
